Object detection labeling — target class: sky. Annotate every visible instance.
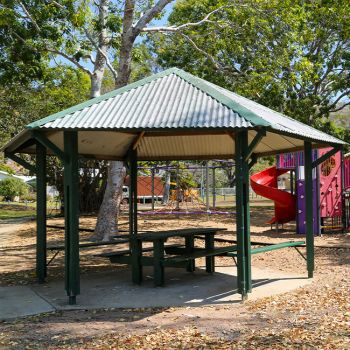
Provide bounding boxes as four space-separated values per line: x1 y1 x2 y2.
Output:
52 1 175 71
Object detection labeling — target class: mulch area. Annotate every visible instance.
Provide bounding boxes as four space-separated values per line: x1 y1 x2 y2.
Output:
0 208 349 349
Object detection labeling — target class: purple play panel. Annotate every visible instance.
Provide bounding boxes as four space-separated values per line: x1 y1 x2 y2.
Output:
278 150 320 234
296 177 319 234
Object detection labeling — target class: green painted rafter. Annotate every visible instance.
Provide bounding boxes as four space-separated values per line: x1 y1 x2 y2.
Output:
4 151 35 173
32 131 66 161
244 129 266 162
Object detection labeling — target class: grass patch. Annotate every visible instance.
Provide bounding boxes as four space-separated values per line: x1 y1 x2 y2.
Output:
0 203 35 220
0 209 35 220
0 202 60 220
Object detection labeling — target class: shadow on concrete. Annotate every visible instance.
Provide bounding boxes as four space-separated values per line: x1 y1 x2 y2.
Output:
31 265 310 312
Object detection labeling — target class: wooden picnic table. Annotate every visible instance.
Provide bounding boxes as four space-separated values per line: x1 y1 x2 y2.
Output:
131 227 232 286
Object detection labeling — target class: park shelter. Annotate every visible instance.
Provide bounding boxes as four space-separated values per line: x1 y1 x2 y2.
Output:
2 68 347 304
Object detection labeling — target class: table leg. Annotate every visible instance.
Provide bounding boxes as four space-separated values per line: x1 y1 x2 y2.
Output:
185 236 195 272
205 233 215 273
153 239 164 287
131 239 142 284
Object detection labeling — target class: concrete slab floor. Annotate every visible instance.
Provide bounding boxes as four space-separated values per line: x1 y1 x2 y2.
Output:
0 286 55 320
32 265 311 311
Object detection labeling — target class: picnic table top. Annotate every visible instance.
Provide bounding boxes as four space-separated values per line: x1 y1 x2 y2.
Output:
134 227 227 241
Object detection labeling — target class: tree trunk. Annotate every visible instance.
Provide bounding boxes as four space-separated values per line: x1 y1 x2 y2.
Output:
92 0 172 239
93 0 137 241
91 161 126 241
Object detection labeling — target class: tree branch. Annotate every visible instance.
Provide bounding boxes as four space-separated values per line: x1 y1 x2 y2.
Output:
133 0 174 33
84 28 118 80
46 1 65 10
46 48 92 76
326 90 350 111
18 1 41 32
141 4 231 33
180 33 241 74
329 101 350 113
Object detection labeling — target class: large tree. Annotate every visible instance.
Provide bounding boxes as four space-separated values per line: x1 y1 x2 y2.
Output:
1 0 236 240
152 0 350 133
0 65 95 206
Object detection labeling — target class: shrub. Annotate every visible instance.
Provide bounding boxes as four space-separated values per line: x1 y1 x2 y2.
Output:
21 192 36 202
0 178 29 201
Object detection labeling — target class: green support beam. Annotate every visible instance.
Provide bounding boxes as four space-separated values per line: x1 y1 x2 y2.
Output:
312 146 341 169
36 142 47 283
4 151 35 173
235 130 252 299
304 141 314 278
63 131 80 305
248 154 258 170
33 130 66 161
244 129 266 162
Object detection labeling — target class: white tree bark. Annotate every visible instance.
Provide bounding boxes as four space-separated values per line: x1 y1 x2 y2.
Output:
92 161 126 241
93 0 137 241
93 0 175 240
15 0 237 240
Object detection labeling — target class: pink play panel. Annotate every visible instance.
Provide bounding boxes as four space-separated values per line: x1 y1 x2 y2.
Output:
319 148 342 218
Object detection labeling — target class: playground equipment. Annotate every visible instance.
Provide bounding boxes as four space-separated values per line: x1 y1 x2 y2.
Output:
252 148 349 234
137 162 236 215
250 166 296 225
122 175 164 204
344 153 350 228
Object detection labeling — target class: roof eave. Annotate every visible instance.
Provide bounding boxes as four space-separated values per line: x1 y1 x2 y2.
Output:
1 129 33 154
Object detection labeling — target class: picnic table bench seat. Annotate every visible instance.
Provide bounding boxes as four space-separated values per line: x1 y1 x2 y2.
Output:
97 243 184 264
164 244 238 262
47 238 130 251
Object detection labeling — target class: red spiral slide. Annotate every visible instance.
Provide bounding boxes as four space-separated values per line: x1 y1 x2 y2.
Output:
250 166 296 225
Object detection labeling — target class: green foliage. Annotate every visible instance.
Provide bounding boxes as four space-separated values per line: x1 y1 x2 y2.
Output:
0 65 90 147
152 0 350 140
0 163 15 175
176 168 198 189
251 157 275 175
0 177 29 200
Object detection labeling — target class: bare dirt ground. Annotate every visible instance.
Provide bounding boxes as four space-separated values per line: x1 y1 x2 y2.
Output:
0 207 349 349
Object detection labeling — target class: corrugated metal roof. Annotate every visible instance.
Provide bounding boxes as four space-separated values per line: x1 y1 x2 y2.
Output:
2 68 346 160
205 81 344 145
26 67 346 147
30 70 254 130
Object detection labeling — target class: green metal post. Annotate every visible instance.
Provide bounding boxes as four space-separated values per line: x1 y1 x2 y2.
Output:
132 149 138 237
64 131 80 304
304 141 314 278
242 131 252 292
36 142 47 283
185 236 195 272
235 131 247 298
205 233 215 273
129 148 141 284
153 239 164 286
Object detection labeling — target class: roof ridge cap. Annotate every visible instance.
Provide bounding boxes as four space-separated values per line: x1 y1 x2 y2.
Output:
171 70 270 127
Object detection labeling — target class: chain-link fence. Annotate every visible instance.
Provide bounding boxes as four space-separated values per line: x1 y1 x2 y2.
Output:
193 187 262 200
